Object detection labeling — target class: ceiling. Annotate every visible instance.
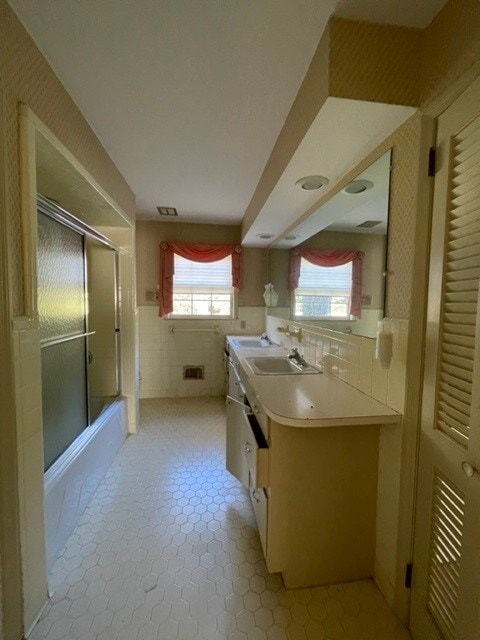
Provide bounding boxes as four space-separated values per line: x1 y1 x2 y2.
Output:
9 0 448 236
274 151 392 248
242 98 415 246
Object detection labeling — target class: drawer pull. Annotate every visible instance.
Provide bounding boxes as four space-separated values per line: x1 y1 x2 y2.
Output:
226 396 253 414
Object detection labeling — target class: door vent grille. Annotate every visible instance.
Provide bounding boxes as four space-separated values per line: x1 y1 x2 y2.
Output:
435 112 480 447
426 471 465 640
183 366 204 380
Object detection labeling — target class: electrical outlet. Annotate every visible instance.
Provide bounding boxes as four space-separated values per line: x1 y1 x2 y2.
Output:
240 320 246 329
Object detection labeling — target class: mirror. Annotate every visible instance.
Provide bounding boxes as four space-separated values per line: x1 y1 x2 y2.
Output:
267 150 391 339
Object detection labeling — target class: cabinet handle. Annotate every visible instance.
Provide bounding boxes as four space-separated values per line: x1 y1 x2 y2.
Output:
252 489 260 503
244 442 252 453
226 396 253 414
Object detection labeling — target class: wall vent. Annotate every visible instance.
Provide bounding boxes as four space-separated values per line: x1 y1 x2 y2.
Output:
183 366 204 380
356 220 382 228
157 206 178 216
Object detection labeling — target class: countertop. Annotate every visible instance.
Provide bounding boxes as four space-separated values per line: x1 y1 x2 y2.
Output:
226 336 401 428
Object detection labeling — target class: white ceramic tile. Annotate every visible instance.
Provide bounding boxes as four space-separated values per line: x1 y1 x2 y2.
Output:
30 397 410 640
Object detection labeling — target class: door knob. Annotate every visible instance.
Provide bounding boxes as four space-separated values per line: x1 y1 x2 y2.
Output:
461 461 478 477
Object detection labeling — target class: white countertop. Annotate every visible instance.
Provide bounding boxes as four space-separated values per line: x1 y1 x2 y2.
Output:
227 336 401 428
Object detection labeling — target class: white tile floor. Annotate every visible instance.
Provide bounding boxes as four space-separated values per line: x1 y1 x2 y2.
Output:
31 397 412 640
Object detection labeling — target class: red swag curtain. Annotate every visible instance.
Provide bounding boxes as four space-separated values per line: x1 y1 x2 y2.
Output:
159 242 242 317
289 248 364 318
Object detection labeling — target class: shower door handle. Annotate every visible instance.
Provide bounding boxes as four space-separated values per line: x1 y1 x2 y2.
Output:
88 351 94 365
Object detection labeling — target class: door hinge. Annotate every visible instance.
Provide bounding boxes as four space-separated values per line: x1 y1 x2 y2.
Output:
405 563 413 589
428 147 436 176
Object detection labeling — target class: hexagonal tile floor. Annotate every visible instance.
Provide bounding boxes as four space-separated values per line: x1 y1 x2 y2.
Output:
31 397 412 640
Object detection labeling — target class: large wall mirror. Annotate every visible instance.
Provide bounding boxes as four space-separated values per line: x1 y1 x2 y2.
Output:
267 150 392 339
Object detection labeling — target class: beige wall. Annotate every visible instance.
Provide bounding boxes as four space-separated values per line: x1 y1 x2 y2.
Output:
0 3 137 636
420 0 480 108
136 220 268 308
0 0 135 316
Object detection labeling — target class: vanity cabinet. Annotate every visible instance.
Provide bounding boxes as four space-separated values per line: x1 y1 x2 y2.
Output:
225 359 249 487
225 349 382 589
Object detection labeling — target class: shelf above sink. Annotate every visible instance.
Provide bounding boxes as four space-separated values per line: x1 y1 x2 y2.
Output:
246 357 321 375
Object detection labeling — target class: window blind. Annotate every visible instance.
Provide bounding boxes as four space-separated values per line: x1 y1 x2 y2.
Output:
297 258 352 295
173 254 232 293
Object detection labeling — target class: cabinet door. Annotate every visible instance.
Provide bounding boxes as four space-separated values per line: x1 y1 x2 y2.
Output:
226 361 249 487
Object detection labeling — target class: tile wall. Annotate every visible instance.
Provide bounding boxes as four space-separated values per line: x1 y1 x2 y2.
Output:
266 315 408 414
12 317 49 631
138 307 265 398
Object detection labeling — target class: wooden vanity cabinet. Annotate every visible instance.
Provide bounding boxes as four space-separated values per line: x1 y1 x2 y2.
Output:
266 419 379 588
225 358 381 589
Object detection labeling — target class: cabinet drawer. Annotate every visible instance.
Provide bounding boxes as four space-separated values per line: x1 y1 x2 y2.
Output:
250 487 267 556
242 413 269 489
242 376 269 439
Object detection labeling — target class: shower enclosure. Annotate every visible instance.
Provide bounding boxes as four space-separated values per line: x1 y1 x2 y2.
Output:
37 196 120 471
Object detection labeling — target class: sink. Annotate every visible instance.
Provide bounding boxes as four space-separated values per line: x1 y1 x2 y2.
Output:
232 338 273 348
246 357 321 375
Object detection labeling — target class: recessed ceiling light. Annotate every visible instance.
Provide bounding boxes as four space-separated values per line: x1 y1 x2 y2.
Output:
257 233 273 239
342 180 374 195
295 175 329 191
157 206 178 216
284 235 298 241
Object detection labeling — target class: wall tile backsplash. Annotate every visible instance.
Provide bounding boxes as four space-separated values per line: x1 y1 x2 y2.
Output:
138 306 265 398
139 307 408 412
266 314 408 414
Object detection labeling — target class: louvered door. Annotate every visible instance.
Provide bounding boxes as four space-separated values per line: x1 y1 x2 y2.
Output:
410 76 480 640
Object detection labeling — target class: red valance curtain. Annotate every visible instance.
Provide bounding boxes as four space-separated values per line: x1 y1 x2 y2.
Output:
159 241 242 317
289 248 364 318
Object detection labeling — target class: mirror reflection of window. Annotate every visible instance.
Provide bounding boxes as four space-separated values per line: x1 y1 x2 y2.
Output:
294 259 352 319
266 149 392 338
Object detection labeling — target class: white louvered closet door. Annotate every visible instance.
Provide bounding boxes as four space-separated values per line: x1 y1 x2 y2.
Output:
410 76 480 640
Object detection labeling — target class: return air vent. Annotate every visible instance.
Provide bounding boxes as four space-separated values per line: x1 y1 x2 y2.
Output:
183 366 204 380
356 220 382 228
157 206 178 216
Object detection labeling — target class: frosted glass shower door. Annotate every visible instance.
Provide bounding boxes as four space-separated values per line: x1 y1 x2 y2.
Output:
38 212 88 470
86 238 120 423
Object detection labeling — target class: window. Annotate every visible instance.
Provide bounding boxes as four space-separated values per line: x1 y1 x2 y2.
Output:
171 254 234 317
294 258 353 319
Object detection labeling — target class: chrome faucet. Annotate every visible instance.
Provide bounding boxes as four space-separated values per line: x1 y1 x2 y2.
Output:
288 348 307 367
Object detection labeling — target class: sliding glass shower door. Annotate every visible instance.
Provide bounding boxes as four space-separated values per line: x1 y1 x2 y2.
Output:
86 237 120 423
38 197 120 471
38 212 89 470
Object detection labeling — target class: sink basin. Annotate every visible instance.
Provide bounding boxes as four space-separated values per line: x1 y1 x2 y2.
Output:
246 357 321 375
232 338 273 348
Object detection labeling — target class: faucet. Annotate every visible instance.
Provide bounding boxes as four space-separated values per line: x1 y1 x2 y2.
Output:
288 347 308 367
260 332 273 344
